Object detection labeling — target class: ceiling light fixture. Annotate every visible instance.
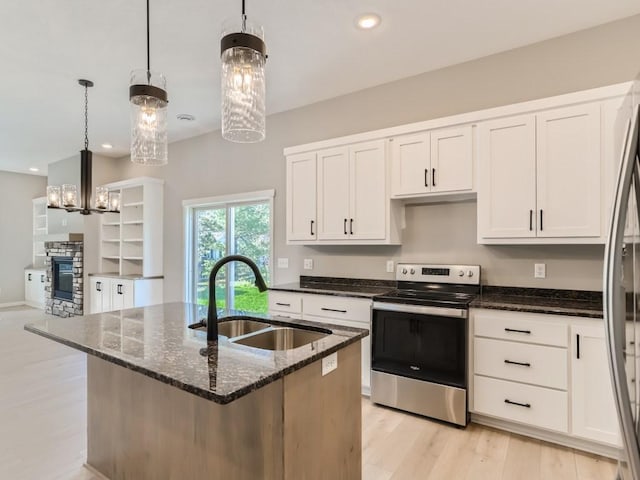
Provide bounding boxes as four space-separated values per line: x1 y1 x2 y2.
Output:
101 143 113 149
130 0 168 165
46 80 120 215
356 13 381 30
29 167 39 172
220 0 267 143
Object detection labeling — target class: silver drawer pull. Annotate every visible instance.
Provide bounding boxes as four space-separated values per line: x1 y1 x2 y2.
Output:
504 359 531 367
504 399 531 408
275 302 291 307
321 307 347 313
504 328 531 334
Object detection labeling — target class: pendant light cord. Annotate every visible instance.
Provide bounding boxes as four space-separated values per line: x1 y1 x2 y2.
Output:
146 0 151 83
241 0 246 32
84 83 89 150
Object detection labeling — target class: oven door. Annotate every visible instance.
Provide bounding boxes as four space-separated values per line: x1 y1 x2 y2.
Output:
371 303 467 389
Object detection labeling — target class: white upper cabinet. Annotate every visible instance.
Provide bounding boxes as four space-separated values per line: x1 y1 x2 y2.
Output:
478 103 603 243
317 147 350 240
478 115 537 239
349 141 387 240
391 126 473 198
286 152 317 241
286 140 401 245
536 104 601 238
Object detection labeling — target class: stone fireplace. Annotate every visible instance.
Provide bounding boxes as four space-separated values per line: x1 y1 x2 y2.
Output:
45 241 83 317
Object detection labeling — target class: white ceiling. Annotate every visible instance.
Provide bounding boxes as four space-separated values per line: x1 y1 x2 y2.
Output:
2 0 640 175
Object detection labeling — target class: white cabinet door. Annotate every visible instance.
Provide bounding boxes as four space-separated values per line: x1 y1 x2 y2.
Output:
111 280 135 311
478 115 537 239
286 152 317 241
536 104 601 238
430 125 473 193
571 323 620 446
90 277 111 314
390 132 430 196
349 140 387 240
317 147 350 240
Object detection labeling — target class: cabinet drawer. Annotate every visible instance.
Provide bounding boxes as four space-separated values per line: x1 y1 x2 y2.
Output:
474 337 567 390
474 311 567 347
303 294 371 324
268 291 302 314
473 375 568 433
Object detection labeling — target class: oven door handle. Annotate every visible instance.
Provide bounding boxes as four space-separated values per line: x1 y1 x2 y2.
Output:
372 302 467 318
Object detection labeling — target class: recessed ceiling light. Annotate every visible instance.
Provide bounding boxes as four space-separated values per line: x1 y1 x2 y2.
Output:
177 113 196 121
101 143 113 149
356 13 381 30
29 167 39 172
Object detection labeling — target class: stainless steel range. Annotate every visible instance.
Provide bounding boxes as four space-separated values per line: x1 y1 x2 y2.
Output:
371 263 480 427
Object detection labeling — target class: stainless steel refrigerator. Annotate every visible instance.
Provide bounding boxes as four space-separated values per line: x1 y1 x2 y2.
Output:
605 87 640 479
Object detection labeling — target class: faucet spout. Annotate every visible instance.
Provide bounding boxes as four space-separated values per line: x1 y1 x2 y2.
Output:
206 255 268 342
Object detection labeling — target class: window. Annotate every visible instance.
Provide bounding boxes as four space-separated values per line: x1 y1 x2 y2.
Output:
184 190 273 314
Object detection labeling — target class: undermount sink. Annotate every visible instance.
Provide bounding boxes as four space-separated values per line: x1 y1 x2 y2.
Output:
188 317 330 351
218 319 271 338
231 327 329 351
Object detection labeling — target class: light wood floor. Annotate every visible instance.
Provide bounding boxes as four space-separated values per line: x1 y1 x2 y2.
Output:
1 306 619 480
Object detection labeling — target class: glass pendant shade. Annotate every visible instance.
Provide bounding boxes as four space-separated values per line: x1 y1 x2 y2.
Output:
62 184 78 208
221 19 266 143
47 186 61 208
95 186 109 210
108 192 121 212
130 69 168 165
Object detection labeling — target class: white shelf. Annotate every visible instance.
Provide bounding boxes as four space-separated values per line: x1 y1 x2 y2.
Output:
123 202 144 207
102 256 120 260
102 239 121 243
122 256 143 261
123 238 143 243
103 222 120 226
122 220 143 225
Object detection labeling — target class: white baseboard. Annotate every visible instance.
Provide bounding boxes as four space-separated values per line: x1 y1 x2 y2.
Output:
83 463 109 480
0 301 26 309
471 413 622 459
24 301 44 310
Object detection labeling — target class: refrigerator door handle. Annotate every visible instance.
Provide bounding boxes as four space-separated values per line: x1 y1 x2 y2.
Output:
604 104 640 480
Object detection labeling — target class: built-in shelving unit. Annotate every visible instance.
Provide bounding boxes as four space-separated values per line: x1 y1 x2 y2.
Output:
99 177 163 277
32 197 48 268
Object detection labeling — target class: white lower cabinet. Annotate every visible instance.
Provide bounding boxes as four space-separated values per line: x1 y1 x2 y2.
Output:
89 276 163 314
571 323 621 445
472 309 621 450
268 291 371 394
24 269 45 309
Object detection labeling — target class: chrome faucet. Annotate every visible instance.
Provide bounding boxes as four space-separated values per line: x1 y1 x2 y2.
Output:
206 255 268 342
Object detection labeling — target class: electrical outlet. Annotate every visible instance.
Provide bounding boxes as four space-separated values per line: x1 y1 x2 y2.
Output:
534 263 546 279
322 352 338 376
277 258 289 269
303 258 313 270
386 260 394 273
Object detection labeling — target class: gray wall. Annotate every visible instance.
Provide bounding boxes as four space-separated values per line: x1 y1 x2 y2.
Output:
0 172 47 303
113 14 640 300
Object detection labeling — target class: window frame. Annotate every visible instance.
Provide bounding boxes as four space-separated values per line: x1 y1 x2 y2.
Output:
183 189 274 305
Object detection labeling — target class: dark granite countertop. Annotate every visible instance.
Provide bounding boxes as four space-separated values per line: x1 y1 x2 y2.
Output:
471 286 603 319
270 275 396 299
24 302 368 404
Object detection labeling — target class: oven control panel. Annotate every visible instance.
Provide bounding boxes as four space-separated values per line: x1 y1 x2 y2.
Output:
396 264 481 285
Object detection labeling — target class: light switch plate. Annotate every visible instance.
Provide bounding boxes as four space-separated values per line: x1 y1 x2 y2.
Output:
322 352 338 376
277 257 289 269
386 260 394 273
534 263 546 279
303 258 313 270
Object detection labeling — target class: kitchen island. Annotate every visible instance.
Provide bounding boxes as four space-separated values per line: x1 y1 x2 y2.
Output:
25 302 367 480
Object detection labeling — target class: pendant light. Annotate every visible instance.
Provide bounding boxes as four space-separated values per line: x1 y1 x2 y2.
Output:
46 80 120 215
221 0 267 143
130 0 168 165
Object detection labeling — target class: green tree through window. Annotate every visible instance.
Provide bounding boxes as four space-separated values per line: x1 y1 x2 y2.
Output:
193 201 270 313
